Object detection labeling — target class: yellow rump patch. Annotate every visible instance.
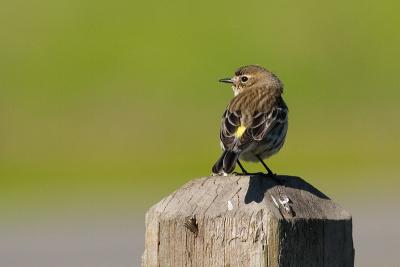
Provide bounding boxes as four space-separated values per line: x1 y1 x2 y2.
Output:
235 125 246 138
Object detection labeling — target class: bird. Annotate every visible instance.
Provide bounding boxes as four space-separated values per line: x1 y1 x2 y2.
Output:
212 65 288 176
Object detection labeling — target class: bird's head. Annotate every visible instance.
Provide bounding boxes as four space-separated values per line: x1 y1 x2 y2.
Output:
219 65 283 96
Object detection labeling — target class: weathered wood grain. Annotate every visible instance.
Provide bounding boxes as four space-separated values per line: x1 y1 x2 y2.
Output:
142 174 354 267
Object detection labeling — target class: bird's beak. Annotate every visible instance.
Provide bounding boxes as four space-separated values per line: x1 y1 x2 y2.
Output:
219 77 234 84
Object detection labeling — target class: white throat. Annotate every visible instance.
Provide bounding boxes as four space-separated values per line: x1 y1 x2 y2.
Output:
232 86 240 96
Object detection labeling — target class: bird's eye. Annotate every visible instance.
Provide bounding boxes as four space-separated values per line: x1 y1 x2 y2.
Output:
241 76 248 82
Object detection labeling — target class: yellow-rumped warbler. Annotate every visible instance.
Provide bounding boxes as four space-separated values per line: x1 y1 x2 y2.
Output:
212 65 288 176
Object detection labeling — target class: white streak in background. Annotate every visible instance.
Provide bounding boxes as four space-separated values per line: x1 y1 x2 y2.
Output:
271 195 279 208
0 202 398 267
0 217 144 267
227 200 234 211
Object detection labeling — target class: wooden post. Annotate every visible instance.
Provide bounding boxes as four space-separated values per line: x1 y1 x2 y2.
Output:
142 174 354 267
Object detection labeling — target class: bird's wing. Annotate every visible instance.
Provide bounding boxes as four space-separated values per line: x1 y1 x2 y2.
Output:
250 106 288 141
220 109 250 152
220 105 288 152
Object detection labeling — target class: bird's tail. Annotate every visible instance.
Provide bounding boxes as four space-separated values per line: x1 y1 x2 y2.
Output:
212 151 239 174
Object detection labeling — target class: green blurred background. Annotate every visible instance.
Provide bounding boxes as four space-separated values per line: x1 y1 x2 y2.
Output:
1 0 399 266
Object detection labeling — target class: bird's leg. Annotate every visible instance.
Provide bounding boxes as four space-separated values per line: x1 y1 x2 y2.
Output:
236 160 265 176
256 155 276 177
236 160 249 175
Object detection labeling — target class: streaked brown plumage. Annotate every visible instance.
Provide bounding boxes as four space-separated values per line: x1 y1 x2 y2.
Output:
212 65 288 175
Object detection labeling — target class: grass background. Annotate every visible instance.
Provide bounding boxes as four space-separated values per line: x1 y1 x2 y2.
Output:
1 0 399 265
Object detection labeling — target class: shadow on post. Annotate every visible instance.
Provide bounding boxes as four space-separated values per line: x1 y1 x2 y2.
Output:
244 174 329 204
